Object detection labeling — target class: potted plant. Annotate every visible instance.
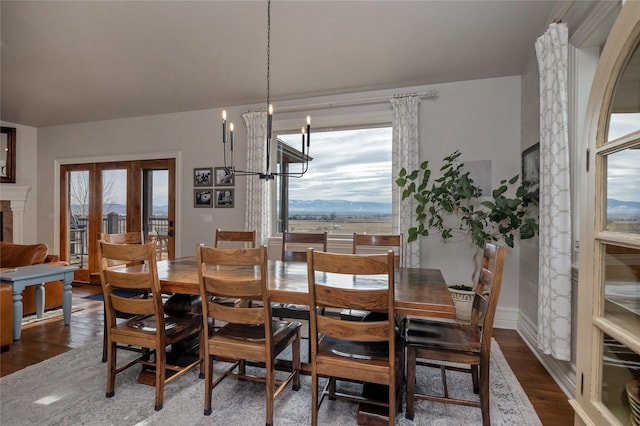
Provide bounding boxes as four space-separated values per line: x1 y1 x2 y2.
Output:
396 150 539 320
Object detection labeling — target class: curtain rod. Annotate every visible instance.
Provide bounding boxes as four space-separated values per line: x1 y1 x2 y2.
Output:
272 89 439 113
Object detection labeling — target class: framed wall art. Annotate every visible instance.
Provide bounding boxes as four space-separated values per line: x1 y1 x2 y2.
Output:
522 142 540 194
194 189 213 208
193 167 213 187
215 188 234 208
214 167 234 186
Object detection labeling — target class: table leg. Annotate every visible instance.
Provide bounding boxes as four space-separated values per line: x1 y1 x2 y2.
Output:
35 283 45 318
62 279 73 325
11 290 23 340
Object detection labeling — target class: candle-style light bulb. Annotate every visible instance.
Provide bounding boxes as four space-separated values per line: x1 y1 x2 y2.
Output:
222 110 227 144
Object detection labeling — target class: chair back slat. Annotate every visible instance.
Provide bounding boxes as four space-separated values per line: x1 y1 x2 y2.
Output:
111 294 155 316
317 315 389 342
282 231 327 262
99 231 144 244
209 302 265 325
214 229 256 248
201 275 263 299
314 285 389 311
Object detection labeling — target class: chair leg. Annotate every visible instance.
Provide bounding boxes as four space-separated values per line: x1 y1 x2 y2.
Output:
292 330 301 391
154 349 165 411
311 370 318 426
102 325 108 363
105 341 116 398
204 355 213 415
480 357 490 426
405 346 415 420
471 364 480 394
265 362 274 426
198 328 205 379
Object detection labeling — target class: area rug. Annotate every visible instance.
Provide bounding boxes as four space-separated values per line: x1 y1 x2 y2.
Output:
20 306 83 326
0 339 541 425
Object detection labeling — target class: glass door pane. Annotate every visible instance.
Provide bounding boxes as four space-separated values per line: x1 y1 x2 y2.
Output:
101 169 127 234
601 333 640 425
144 169 169 260
606 146 640 235
68 170 89 269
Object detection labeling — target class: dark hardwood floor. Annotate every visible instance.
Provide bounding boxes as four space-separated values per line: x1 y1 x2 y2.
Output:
0 283 574 425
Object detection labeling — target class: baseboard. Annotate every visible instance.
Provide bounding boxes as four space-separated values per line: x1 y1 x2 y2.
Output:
494 306 519 330
517 313 576 399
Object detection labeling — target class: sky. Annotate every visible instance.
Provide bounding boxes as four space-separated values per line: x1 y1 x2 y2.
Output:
278 127 392 204
607 114 640 203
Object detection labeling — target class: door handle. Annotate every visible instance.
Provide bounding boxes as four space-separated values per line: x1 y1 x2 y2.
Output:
167 230 174 237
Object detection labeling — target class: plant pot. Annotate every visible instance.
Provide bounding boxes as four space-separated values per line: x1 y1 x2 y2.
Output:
448 285 474 322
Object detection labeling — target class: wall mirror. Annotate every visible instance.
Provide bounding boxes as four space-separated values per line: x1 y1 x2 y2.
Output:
0 127 16 183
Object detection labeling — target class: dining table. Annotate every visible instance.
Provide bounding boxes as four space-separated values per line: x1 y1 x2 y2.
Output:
156 257 456 319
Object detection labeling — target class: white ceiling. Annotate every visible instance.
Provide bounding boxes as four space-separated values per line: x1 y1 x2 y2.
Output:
1 0 578 128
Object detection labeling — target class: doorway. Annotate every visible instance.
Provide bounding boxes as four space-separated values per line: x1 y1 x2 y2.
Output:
59 158 176 282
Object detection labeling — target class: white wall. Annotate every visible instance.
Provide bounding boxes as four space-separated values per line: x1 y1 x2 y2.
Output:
0 120 39 244
35 75 522 323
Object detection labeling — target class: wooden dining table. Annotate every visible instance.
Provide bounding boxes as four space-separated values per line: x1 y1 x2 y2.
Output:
156 257 456 319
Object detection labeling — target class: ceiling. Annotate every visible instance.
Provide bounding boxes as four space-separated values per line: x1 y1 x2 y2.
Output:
1 0 577 128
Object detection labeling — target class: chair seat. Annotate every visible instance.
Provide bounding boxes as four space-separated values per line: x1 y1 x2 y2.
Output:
117 313 202 341
215 320 302 354
318 335 390 362
406 318 481 353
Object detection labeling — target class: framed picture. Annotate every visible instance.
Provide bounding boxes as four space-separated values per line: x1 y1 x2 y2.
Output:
194 189 213 208
193 167 213 187
214 167 234 187
522 142 540 194
215 188 234 208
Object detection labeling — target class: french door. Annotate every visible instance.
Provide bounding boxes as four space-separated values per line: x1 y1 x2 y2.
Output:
59 159 176 282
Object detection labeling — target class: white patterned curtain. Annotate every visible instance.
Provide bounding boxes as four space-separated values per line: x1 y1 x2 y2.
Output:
535 23 572 361
391 94 421 267
243 110 271 245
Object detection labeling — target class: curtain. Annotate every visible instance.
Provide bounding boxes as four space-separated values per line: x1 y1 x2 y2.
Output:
535 23 572 361
243 110 271 245
391 94 421 267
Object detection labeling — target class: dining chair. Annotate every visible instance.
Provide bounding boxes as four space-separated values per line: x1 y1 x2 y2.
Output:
98 231 145 362
342 233 403 322
196 244 301 426
307 248 401 426
214 229 257 248
404 243 506 425
273 230 328 361
98 241 203 411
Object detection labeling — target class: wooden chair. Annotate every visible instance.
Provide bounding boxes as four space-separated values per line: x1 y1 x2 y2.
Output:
98 231 145 362
342 233 403 321
281 230 327 262
214 229 256 248
404 243 506 425
197 244 301 426
307 248 400 426
98 241 203 411
273 230 328 361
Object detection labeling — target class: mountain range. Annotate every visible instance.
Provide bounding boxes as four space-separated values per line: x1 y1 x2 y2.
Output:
72 198 639 218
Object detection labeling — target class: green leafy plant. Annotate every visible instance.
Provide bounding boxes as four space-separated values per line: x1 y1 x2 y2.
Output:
396 150 539 249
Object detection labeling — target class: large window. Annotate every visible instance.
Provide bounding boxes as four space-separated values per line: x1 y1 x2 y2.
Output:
276 126 392 236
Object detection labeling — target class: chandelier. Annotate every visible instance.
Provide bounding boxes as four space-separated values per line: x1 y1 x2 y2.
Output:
221 0 311 180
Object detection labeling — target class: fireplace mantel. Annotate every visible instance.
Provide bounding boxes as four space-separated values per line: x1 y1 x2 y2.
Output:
0 185 31 243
